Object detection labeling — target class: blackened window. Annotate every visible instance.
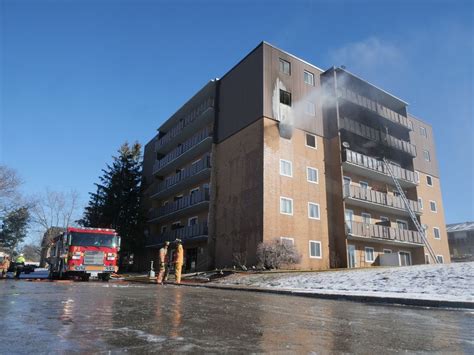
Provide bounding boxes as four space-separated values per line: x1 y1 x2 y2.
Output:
280 89 292 106
306 133 316 148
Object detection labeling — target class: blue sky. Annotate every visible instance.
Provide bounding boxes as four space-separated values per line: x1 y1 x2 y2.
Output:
1 0 473 224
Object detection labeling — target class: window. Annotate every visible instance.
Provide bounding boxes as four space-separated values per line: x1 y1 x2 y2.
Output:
426 175 433 186
162 200 169 207
436 255 444 263
188 216 198 226
160 225 167 234
305 101 316 116
425 254 430 264
171 221 182 230
280 237 294 246
190 187 200 195
423 150 431 162
419 126 427 137
397 220 408 230
280 197 293 215
279 58 291 75
343 176 351 185
380 216 390 226
280 89 291 106
399 251 412 266
359 181 369 189
279 159 293 177
305 133 317 148
430 200 437 212
308 202 320 220
361 213 371 225
304 70 314 85
365 247 375 263
383 249 392 254
418 197 423 210
433 227 441 239
309 241 322 258
307 167 319 184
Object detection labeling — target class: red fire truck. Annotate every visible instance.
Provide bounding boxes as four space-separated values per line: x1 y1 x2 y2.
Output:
48 227 121 281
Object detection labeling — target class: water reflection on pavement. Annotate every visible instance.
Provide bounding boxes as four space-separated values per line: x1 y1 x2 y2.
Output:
0 281 472 353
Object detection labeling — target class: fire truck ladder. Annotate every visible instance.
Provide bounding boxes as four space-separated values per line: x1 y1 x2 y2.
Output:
382 158 439 264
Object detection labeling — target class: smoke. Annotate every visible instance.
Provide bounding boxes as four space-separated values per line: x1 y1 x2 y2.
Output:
272 74 348 138
328 37 404 77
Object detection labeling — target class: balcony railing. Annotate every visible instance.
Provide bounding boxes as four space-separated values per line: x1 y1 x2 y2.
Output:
156 97 214 151
343 184 421 214
153 127 212 175
346 221 424 245
152 155 211 197
337 87 411 129
146 222 208 246
343 149 418 185
148 188 210 221
340 117 416 157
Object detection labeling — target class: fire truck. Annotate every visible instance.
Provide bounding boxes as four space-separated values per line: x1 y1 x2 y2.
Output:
48 227 120 281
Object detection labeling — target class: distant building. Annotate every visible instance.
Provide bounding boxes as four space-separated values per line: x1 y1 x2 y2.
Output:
141 42 451 272
447 222 474 262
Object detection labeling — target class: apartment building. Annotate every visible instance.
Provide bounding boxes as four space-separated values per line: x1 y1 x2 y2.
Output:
141 42 450 272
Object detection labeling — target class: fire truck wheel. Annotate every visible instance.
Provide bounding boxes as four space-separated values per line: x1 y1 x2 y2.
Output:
81 274 90 282
100 274 111 282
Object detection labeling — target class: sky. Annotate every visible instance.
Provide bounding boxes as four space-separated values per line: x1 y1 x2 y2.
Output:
1 0 473 224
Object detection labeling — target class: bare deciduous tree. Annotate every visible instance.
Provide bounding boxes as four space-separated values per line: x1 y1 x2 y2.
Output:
0 165 22 214
30 189 80 231
29 189 80 266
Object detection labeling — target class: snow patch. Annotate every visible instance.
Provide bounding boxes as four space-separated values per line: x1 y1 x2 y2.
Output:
216 262 474 303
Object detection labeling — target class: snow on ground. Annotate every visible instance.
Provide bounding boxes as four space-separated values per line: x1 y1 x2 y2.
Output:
215 262 474 303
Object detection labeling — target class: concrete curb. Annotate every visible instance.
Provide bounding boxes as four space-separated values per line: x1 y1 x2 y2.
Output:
179 282 474 309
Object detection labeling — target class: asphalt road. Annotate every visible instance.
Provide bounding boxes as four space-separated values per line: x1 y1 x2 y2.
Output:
0 280 472 353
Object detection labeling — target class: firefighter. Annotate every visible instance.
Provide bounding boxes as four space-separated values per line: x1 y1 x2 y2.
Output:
1 256 10 278
14 253 26 279
157 241 170 285
174 239 184 284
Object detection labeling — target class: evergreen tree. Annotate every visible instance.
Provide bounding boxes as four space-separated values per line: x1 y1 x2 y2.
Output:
0 207 30 253
79 142 144 253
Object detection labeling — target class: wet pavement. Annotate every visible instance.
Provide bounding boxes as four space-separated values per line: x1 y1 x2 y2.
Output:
0 280 473 353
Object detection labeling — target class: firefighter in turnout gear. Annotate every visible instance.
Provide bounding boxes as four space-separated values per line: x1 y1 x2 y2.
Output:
157 241 170 284
175 239 184 284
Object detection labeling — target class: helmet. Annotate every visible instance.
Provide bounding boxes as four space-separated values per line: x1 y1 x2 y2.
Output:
164 241 170 246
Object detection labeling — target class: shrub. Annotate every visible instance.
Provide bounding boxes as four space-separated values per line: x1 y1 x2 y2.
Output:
256 239 301 269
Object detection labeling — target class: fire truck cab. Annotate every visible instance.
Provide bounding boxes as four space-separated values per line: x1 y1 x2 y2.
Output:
48 227 120 281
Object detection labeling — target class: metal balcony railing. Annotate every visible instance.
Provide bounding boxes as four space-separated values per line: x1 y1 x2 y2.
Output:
148 188 210 221
343 184 421 214
156 97 214 150
343 149 418 185
340 117 416 157
153 127 212 175
346 221 424 245
337 87 411 129
146 222 208 246
152 155 211 197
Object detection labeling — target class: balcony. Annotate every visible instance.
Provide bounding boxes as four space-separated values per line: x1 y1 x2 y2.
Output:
146 222 208 247
151 155 211 200
148 188 210 223
343 184 421 216
346 221 424 246
339 117 416 157
153 127 213 177
155 97 214 155
342 149 418 188
337 87 411 130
